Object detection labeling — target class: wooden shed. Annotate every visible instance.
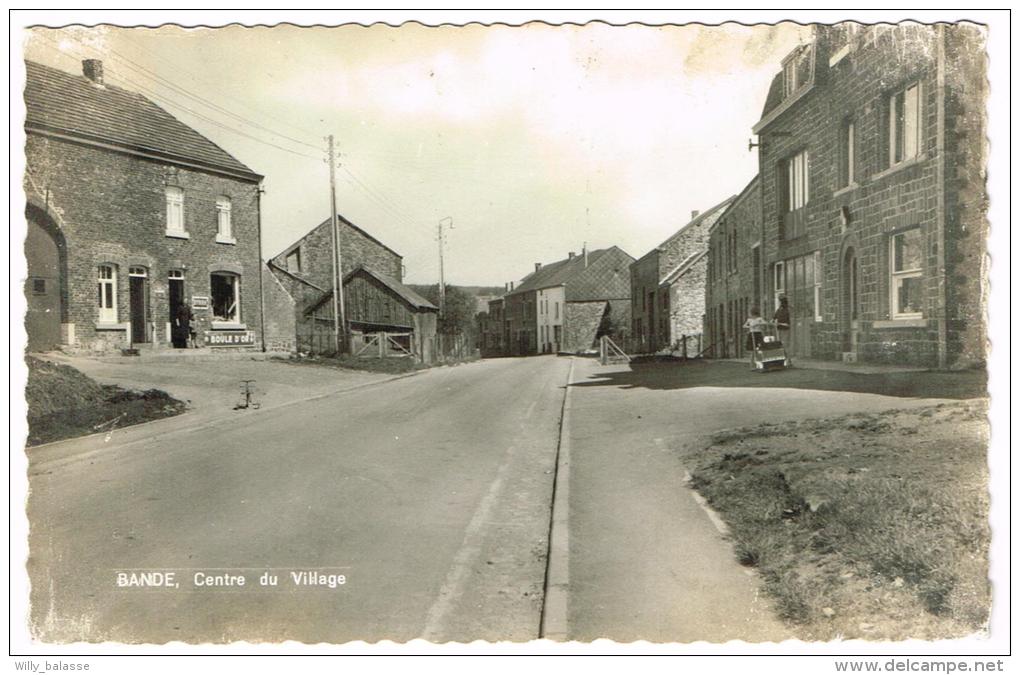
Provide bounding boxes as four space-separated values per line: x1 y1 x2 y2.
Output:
303 265 439 363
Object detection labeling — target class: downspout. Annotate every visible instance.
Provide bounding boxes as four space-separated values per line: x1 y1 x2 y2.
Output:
935 26 949 369
256 181 267 352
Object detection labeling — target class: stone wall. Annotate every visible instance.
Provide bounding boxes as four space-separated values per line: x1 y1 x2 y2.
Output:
25 134 263 352
756 24 987 367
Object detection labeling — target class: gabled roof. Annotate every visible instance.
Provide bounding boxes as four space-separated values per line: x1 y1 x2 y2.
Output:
274 213 403 262
509 246 634 301
24 60 260 182
304 264 438 315
347 266 437 311
709 174 761 233
654 196 735 252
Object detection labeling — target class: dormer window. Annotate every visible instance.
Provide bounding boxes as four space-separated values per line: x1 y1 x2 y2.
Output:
782 45 814 98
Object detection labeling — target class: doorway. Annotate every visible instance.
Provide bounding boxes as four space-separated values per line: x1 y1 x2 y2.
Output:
841 248 859 353
129 266 148 344
168 270 185 348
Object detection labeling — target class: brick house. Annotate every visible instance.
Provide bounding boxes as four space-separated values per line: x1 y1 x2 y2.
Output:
629 197 733 354
24 59 265 353
705 175 763 359
500 247 634 356
753 23 986 367
267 214 412 354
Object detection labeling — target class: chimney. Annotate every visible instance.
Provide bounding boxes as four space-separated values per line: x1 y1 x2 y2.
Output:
691 209 700 220
510 281 514 291
535 262 542 273
568 251 575 260
82 59 104 86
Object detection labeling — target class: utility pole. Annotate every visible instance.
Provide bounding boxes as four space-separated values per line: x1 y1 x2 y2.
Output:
437 216 453 318
327 135 346 354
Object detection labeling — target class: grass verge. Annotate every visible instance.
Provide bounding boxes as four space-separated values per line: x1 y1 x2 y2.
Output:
687 401 989 641
25 357 187 447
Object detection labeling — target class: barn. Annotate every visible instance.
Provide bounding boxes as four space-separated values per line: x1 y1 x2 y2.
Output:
303 265 439 363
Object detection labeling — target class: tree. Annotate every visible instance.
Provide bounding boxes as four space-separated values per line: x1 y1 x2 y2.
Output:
415 284 477 337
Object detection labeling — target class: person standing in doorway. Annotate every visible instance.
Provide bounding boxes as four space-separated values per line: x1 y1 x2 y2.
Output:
173 302 192 349
773 295 791 349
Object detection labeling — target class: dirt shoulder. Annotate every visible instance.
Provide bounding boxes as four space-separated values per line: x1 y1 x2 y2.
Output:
684 399 990 641
25 357 186 447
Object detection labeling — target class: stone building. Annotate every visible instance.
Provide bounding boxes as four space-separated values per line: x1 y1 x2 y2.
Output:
480 297 507 357
705 175 763 359
499 246 634 356
24 59 265 353
753 23 986 367
266 214 408 354
629 197 733 354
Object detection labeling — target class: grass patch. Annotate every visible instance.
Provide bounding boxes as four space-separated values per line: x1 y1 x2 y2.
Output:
25 357 186 446
688 401 989 640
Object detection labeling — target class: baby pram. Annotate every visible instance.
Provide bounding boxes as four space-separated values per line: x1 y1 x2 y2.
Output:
748 320 791 372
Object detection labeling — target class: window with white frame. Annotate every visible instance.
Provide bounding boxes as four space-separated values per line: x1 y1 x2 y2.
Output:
890 229 923 319
216 196 233 242
782 45 814 98
889 81 922 167
787 150 810 211
165 186 185 236
210 272 241 324
813 251 823 322
97 264 117 323
840 119 856 188
773 260 785 312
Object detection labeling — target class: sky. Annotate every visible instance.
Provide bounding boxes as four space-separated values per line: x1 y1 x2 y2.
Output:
21 21 812 286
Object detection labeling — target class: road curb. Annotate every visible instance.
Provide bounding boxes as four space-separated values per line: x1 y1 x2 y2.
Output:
539 357 574 640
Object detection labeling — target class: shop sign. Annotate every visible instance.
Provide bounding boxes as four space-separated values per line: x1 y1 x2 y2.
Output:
205 331 255 347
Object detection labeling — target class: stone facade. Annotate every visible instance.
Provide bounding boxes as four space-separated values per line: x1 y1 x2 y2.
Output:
269 215 403 298
753 24 987 368
25 134 263 353
705 175 763 359
501 247 633 356
630 198 733 353
267 215 404 352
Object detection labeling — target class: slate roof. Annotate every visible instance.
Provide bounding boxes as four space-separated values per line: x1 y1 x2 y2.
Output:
24 60 260 181
759 73 786 123
509 246 634 302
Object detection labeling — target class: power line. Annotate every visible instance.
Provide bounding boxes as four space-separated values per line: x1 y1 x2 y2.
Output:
30 33 323 161
30 31 447 247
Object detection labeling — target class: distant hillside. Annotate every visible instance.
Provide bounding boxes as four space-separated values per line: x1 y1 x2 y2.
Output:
408 284 503 298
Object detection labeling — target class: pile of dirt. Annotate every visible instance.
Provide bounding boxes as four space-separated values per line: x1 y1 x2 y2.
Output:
25 357 108 416
25 357 187 447
687 401 990 641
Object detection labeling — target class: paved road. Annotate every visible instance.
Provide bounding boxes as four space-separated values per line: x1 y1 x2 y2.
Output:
28 356 569 643
26 355 951 644
561 357 950 642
